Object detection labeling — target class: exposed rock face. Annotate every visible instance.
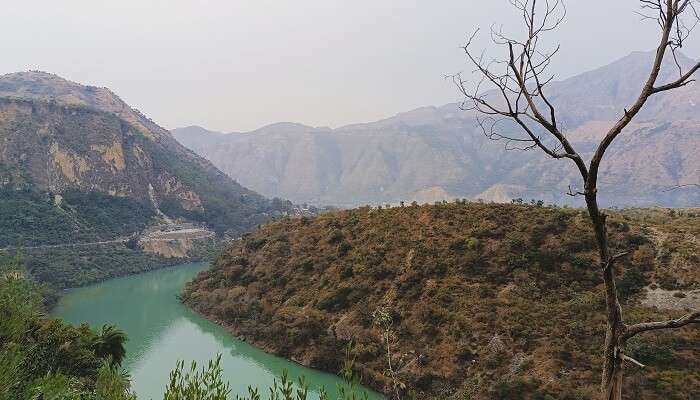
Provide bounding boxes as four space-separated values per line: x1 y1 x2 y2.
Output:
0 71 160 139
173 52 700 207
0 72 288 235
140 239 191 258
0 97 175 204
139 225 216 258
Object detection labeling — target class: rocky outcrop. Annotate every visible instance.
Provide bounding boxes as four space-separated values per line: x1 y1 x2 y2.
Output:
0 97 195 211
139 225 216 258
0 72 291 236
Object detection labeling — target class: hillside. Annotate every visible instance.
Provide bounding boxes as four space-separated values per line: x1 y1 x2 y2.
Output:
182 203 700 399
0 71 290 288
0 71 292 235
172 51 700 208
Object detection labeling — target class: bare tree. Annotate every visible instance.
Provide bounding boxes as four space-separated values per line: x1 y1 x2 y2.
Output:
662 182 700 191
454 1 700 399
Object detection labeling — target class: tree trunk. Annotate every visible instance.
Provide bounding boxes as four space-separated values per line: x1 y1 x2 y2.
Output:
601 262 626 400
584 192 626 400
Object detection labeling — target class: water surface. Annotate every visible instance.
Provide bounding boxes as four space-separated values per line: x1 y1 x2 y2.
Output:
53 263 382 400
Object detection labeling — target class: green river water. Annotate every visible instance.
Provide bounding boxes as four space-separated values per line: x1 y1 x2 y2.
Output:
53 262 383 400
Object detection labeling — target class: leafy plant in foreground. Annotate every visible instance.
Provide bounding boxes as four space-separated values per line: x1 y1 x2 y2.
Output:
169 347 372 400
164 355 231 400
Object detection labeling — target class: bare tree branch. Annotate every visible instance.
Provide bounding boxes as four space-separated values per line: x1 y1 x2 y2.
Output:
620 353 646 368
455 1 700 399
624 310 700 340
662 183 700 191
588 0 700 190
652 62 700 93
456 0 589 179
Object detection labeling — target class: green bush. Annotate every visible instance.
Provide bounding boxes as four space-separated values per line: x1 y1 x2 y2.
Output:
0 255 134 400
164 355 230 400
317 287 355 312
617 267 649 299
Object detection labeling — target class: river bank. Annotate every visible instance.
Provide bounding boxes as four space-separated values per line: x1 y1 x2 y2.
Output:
53 262 383 400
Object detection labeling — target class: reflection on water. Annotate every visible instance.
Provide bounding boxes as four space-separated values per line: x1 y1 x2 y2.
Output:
53 263 383 400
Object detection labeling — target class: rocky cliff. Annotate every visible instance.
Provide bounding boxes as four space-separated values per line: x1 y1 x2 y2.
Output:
0 71 292 288
0 71 291 236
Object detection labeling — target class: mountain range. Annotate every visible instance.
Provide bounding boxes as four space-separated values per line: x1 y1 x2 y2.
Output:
173 51 700 208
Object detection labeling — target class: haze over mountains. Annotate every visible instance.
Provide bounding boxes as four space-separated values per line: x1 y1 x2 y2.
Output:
173 51 700 208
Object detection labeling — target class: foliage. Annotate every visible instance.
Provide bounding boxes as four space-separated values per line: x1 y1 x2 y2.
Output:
0 189 153 248
0 189 184 291
10 244 184 290
94 363 137 400
0 189 224 294
93 325 128 367
60 190 155 238
27 373 84 400
163 354 231 400
164 351 371 400
0 255 135 400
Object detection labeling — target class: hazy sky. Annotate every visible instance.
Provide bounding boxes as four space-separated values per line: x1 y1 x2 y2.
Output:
1 1 698 132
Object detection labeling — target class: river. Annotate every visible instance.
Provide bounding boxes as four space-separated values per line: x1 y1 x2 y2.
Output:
53 262 383 400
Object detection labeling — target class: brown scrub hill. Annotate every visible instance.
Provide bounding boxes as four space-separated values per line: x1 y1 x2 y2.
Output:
182 202 700 400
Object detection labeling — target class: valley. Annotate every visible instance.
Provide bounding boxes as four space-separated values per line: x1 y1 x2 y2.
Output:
1 2 699 399
53 263 382 400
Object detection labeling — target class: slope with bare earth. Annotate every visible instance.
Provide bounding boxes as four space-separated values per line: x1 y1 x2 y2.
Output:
182 203 699 400
0 71 290 288
0 71 291 236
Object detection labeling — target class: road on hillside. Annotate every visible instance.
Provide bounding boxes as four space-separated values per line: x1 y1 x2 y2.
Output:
0 239 128 252
0 227 215 252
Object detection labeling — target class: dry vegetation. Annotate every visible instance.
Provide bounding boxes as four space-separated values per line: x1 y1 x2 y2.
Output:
182 202 699 399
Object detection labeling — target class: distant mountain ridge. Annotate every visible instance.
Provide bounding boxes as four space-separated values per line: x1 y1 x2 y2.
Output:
173 51 700 207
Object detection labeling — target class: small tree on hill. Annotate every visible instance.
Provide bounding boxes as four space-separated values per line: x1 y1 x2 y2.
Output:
454 1 700 399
